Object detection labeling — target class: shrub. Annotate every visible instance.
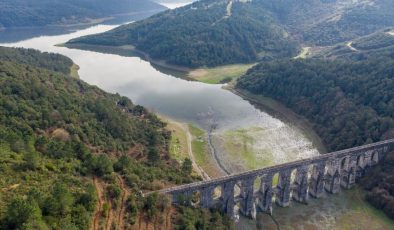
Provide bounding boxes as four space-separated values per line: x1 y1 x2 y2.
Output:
24 151 40 170
107 184 122 199
125 174 140 188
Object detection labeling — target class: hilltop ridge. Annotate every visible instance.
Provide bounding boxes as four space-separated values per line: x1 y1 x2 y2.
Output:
0 0 167 28
67 0 394 68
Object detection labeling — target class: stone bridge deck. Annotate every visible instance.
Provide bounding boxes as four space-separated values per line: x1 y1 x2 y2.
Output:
153 139 394 219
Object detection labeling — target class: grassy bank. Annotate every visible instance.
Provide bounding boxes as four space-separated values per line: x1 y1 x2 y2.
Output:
165 119 189 164
188 125 207 166
70 63 80 79
187 64 255 84
159 115 224 179
189 125 224 178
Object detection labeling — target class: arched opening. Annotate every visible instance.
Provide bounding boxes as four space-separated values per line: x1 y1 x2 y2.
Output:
324 164 330 175
371 151 379 165
272 172 280 202
253 176 262 194
341 157 350 183
340 157 348 170
233 201 241 218
307 164 314 180
272 172 279 187
234 181 241 199
290 168 298 198
191 190 201 206
341 157 357 188
303 164 314 196
356 153 366 179
333 170 340 185
357 154 364 168
213 185 222 200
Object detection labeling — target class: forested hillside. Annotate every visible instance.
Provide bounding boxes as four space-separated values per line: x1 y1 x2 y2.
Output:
0 0 166 28
67 0 299 68
67 0 394 68
0 47 233 229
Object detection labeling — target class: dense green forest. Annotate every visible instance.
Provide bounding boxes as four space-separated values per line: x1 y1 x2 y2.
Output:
236 56 394 219
0 0 166 28
67 0 394 68
67 0 299 68
0 47 233 229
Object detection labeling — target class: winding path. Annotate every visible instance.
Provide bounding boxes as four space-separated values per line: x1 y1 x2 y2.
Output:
207 128 231 175
105 202 113 230
211 0 233 26
116 175 129 230
347 42 358 51
225 0 233 18
92 177 104 230
185 125 212 180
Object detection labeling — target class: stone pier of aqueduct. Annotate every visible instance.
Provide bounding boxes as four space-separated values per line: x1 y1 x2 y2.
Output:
154 139 394 219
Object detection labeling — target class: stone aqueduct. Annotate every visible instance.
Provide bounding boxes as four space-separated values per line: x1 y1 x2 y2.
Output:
154 139 394 219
